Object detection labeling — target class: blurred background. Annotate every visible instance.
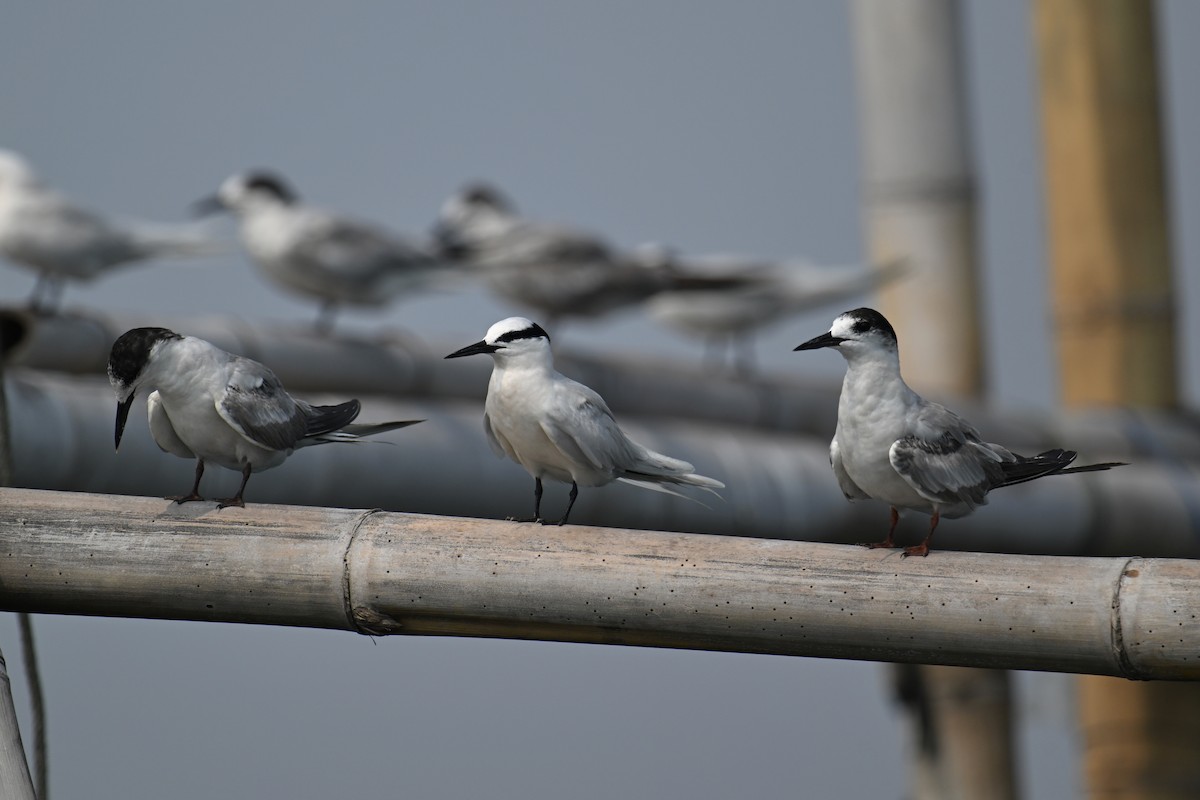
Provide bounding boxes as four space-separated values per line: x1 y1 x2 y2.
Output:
1 1 1197 798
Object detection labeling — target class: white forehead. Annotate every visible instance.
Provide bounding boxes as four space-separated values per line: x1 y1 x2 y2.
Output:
829 313 859 338
485 316 536 342
0 150 34 182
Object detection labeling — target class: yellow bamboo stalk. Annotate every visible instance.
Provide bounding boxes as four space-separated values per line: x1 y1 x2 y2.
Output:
1033 1 1198 797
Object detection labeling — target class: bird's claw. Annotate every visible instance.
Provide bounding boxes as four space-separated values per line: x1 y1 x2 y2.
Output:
859 540 897 550
166 493 206 504
506 515 543 524
215 497 245 510
901 544 930 558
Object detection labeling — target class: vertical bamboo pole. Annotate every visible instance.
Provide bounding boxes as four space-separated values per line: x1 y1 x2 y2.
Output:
0 652 36 800
851 3 1015 799
1033 1 1200 798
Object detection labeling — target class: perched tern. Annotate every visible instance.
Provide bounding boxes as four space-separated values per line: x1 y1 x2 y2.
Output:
0 150 222 313
639 245 907 374
445 316 724 524
795 307 1124 556
433 183 672 323
196 171 445 332
108 327 422 507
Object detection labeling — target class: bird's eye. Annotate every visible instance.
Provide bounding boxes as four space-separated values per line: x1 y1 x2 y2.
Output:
852 319 870 334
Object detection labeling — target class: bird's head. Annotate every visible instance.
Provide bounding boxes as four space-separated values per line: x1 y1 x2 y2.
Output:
432 182 518 257
107 327 183 450
0 150 38 191
193 170 298 216
794 307 899 362
444 316 552 364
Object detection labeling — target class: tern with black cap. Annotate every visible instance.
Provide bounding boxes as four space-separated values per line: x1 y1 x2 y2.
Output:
108 327 421 507
446 316 724 524
795 307 1124 556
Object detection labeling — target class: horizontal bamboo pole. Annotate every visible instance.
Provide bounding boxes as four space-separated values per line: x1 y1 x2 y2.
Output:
0 488 1197 679
3 307 1199 462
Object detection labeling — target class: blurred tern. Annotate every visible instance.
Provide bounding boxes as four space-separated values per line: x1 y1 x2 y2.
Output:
445 317 724 524
197 171 447 332
0 150 222 313
433 183 672 323
795 307 1124 556
109 326 422 507
639 244 906 374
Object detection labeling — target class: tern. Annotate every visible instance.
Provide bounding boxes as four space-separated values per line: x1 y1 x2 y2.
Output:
108 326 422 507
196 171 446 332
433 183 672 324
0 149 222 313
445 316 724 524
794 307 1124 556
638 244 906 374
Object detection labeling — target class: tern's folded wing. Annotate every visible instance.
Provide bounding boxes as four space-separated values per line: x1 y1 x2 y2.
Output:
538 386 633 473
215 359 308 451
146 391 195 459
830 437 869 501
482 412 512 459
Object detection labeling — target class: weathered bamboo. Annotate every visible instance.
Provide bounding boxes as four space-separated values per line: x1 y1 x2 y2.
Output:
0 650 36 800
0 487 1197 680
1034 1 1197 796
851 3 1009 796
7 369 1185 557
4 308 1200 463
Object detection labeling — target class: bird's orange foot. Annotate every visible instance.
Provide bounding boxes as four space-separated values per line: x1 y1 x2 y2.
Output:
859 539 897 549
901 543 930 558
215 496 245 509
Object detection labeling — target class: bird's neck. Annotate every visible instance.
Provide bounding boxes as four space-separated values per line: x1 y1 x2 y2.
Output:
840 351 910 402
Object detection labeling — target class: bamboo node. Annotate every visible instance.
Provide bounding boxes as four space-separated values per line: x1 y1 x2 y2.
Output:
352 606 404 635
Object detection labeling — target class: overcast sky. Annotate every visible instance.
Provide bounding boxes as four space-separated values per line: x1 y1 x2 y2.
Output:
2 2 1197 798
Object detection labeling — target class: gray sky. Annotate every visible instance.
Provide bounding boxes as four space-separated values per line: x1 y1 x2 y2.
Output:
2 1 1196 797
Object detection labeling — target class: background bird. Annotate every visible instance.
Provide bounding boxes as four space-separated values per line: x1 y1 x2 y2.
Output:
432 183 675 324
445 316 724 524
0 149 222 313
638 244 907 375
794 307 1124 556
196 170 448 332
108 326 422 507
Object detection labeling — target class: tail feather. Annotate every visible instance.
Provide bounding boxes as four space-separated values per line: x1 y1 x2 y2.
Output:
998 448 1125 489
617 477 716 508
130 223 228 259
304 399 361 438
313 419 424 444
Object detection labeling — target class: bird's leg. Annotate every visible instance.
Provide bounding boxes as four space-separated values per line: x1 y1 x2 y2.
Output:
216 464 252 509
903 509 939 558
167 460 206 503
507 477 544 523
702 334 728 372
733 332 757 378
314 301 337 335
27 273 48 314
545 481 579 526
860 506 901 549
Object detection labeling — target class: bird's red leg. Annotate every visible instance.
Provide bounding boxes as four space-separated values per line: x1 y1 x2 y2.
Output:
167 459 206 503
903 509 939 558
860 507 901 549
216 464 251 509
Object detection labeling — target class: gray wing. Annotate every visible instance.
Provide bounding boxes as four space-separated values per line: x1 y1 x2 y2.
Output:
146 391 195 459
538 382 636 473
481 412 511 459
829 437 870 501
292 213 433 282
888 402 1006 509
215 357 308 451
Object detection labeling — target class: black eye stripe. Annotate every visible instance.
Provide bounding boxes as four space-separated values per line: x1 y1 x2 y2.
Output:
495 323 550 345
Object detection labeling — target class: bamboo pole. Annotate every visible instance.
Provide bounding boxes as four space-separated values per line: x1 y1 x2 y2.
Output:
851 2 1011 795
0 487 1198 680
6 308 1200 463
0 650 36 800
6 369 1189 557
1033 1 1199 797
